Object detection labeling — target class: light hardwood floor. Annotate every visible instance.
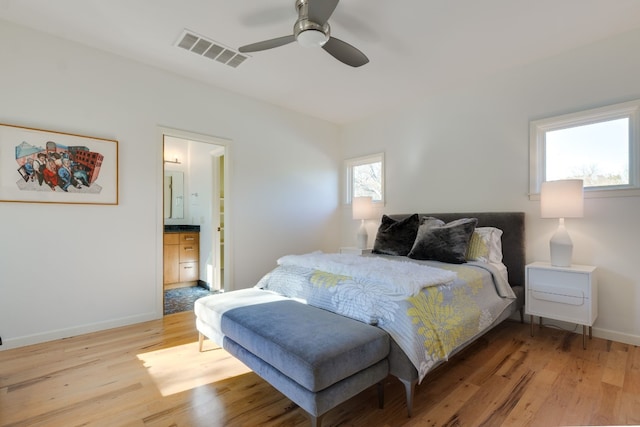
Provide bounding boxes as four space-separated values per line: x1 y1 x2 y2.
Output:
1 312 639 426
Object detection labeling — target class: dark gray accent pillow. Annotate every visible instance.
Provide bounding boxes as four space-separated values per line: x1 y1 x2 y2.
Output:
420 216 445 229
372 214 420 256
408 217 478 264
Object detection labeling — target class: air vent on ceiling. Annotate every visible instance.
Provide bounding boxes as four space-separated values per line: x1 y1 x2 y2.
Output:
175 30 248 68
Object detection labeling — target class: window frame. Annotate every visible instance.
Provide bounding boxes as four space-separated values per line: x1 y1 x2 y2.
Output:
529 99 640 199
344 152 385 205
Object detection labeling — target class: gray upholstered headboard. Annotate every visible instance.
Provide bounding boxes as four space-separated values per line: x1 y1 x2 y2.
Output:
387 212 525 287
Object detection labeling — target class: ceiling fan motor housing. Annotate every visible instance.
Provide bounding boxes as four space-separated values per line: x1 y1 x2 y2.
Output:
294 0 330 47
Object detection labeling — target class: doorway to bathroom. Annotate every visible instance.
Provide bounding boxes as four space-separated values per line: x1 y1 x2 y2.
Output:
161 128 230 315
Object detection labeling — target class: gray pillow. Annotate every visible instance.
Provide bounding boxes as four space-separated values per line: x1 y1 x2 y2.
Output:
408 217 478 264
420 216 445 229
372 214 420 256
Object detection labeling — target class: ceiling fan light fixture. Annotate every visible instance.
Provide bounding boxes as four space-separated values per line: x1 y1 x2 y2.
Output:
294 18 330 48
297 29 329 47
240 0 368 67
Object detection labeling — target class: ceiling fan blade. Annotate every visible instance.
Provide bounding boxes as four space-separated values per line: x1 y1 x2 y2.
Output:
322 37 369 67
308 0 339 25
239 35 296 53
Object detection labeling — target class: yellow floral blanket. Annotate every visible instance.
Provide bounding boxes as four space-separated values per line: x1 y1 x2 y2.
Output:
256 258 515 382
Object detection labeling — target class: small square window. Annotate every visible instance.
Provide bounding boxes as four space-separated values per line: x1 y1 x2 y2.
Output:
345 153 384 204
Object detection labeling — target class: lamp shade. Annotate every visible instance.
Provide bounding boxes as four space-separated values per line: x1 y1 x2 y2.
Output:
352 196 374 220
540 179 584 218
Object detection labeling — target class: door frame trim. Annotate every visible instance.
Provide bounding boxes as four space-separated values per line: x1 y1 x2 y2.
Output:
157 126 232 317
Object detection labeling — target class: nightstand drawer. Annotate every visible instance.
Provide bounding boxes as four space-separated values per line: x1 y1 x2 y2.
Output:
530 285 585 306
528 268 590 292
528 286 588 325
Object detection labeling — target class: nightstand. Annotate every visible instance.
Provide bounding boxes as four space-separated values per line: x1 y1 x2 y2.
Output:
525 262 597 349
339 247 372 255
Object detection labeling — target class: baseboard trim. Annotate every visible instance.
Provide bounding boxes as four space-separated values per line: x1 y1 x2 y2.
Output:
523 315 640 346
0 312 158 351
592 326 640 346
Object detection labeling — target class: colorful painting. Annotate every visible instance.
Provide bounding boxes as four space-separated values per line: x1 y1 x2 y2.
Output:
0 123 118 204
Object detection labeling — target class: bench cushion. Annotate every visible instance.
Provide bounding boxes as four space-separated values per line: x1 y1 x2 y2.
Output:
220 300 389 392
223 336 389 417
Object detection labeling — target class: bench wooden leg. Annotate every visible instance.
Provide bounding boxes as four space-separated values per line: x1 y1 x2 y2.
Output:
198 332 204 352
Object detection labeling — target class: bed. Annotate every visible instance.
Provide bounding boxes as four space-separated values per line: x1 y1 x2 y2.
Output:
195 211 525 418
366 212 525 413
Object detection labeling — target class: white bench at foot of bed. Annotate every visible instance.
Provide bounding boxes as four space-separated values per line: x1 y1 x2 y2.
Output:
195 291 390 427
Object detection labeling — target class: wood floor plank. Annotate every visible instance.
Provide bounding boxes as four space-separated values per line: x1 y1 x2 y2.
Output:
411 380 480 426
624 344 640 395
502 366 561 427
1 314 639 426
618 391 640 425
590 382 622 426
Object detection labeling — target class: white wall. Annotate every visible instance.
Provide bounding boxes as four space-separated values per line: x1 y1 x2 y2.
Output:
340 28 640 345
3 19 638 351
0 20 341 349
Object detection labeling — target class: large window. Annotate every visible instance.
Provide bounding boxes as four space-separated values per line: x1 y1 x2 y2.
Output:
345 153 384 204
530 99 640 198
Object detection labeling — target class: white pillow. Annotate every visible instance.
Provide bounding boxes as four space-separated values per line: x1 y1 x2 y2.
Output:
466 227 503 264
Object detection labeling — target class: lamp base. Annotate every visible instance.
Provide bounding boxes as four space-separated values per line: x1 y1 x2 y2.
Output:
549 218 573 267
356 220 368 250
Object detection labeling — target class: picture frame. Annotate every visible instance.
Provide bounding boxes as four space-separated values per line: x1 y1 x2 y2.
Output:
0 123 118 205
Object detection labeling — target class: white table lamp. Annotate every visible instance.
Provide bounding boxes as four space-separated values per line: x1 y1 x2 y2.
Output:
352 196 375 250
540 179 584 267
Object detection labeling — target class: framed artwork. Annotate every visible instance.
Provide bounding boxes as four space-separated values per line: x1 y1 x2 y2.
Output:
0 123 118 205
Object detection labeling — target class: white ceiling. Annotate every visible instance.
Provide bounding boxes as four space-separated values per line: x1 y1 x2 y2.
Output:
2 0 640 124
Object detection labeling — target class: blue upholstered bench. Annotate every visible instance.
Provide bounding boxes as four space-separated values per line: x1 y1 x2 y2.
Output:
220 300 390 427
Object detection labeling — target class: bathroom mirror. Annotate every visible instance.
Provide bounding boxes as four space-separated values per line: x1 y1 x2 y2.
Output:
164 171 184 219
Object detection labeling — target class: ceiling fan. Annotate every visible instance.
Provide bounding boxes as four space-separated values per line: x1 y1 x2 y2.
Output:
238 0 369 68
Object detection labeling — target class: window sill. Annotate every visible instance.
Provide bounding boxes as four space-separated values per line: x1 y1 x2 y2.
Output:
529 187 640 201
